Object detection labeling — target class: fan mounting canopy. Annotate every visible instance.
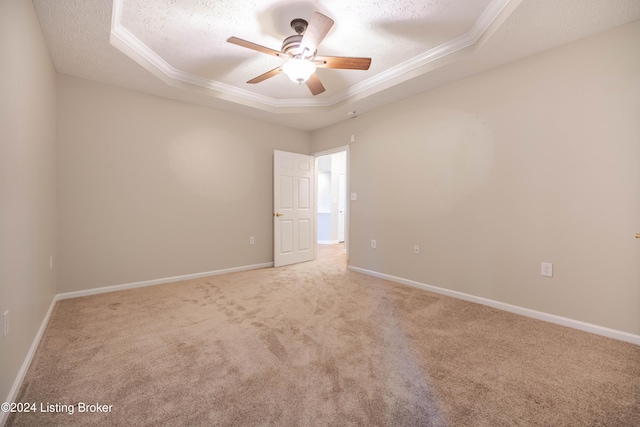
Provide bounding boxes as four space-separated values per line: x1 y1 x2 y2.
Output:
290 18 308 35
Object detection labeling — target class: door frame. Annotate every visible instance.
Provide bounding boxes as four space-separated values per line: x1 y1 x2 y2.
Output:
313 145 350 259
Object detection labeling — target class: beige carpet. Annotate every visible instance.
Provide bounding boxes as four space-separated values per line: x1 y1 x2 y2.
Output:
8 244 640 426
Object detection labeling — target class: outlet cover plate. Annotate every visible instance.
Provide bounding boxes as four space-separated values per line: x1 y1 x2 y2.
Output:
541 262 553 277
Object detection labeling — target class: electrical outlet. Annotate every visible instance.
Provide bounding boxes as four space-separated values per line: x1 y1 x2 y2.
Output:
249 236 255 245
541 262 553 277
3 311 8 337
371 239 377 249
414 244 420 255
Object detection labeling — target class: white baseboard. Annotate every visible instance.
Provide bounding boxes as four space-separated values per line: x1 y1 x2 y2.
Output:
317 240 340 245
1 297 57 427
1 261 273 426
56 262 273 300
348 265 640 346
5 261 635 427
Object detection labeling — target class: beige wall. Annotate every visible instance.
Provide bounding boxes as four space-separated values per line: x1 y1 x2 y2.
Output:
312 21 640 335
0 0 58 404
1 3 638 407
57 75 311 293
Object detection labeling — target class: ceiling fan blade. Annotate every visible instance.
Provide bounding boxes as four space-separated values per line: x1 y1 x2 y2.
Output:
227 37 288 59
315 56 372 70
247 67 283 84
305 73 325 96
299 13 334 56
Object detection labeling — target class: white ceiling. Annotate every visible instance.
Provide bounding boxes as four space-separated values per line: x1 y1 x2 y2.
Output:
33 0 640 131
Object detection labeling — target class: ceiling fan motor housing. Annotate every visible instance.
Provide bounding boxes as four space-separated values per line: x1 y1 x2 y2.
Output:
282 18 316 58
282 34 316 58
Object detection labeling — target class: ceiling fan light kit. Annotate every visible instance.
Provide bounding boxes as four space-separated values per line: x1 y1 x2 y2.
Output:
227 12 371 96
282 58 316 84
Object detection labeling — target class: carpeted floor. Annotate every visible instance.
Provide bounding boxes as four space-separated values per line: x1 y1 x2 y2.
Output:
7 244 640 426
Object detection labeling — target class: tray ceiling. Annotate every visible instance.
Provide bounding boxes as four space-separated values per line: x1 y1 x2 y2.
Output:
33 0 640 130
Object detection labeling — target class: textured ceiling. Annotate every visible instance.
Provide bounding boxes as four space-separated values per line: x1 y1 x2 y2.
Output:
33 0 640 130
116 0 492 99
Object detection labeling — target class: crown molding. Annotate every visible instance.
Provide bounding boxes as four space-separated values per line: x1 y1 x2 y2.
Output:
110 0 514 112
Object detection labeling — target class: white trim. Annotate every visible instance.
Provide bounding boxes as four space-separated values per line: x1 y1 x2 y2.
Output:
470 0 514 38
317 240 340 245
56 263 273 300
1 262 273 425
5 259 634 426
348 265 640 346
110 0 515 112
313 145 350 158
1 298 57 427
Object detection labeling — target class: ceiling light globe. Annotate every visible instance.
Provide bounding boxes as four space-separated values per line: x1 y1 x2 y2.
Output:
282 59 316 84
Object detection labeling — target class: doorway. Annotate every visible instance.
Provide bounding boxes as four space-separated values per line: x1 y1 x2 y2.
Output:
315 147 348 257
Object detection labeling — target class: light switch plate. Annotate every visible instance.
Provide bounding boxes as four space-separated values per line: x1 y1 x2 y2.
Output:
3 311 8 337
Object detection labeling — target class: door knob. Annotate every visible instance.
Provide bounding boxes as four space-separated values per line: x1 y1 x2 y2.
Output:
636 233 640 239
273 212 283 217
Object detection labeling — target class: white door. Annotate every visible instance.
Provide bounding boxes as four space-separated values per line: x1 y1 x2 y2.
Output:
274 150 315 267
338 172 346 242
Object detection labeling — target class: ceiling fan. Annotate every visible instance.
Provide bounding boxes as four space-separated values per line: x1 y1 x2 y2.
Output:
227 12 371 96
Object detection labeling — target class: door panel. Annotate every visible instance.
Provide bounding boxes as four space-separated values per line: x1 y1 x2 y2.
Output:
280 220 294 254
280 176 293 209
274 150 315 267
298 219 311 251
298 177 310 209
